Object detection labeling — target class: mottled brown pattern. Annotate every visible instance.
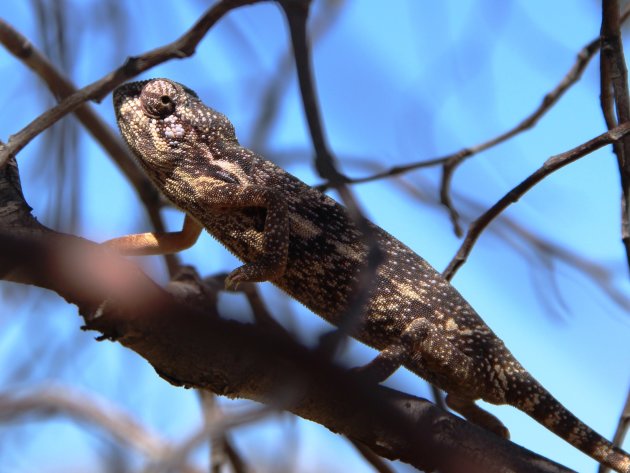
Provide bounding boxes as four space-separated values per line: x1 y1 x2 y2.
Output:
112 78 630 472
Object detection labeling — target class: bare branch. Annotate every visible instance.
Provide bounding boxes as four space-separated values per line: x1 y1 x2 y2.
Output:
443 121 630 280
0 229 573 473
321 5 630 237
332 156 630 312
600 389 630 473
0 385 169 461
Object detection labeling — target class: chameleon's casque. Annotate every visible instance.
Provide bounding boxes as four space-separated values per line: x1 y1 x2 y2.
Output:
109 78 630 472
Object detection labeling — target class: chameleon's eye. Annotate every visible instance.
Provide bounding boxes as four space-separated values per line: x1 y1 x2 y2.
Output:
140 80 177 119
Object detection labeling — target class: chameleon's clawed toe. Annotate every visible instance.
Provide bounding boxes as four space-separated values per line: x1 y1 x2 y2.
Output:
224 270 245 292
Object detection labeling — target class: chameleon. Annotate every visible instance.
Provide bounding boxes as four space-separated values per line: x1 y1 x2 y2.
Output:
105 78 630 472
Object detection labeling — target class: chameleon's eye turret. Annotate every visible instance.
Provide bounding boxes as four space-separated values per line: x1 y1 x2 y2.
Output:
140 80 178 119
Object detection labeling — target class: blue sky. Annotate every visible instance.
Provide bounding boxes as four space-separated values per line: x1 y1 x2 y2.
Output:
0 1 629 472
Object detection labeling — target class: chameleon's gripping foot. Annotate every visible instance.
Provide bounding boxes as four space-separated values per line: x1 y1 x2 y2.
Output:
224 260 285 291
446 394 510 439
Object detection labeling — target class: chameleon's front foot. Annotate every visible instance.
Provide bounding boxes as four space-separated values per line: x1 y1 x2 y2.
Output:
225 260 286 291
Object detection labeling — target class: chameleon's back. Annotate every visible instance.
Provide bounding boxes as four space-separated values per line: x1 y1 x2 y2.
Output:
193 147 519 397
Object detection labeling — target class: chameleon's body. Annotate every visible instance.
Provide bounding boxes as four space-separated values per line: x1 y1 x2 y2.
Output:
109 78 630 472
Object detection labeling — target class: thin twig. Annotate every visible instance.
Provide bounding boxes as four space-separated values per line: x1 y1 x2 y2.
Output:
442 121 630 280
278 0 344 185
0 0 263 169
318 5 630 237
0 385 172 462
250 0 344 150
599 388 630 473
322 154 630 311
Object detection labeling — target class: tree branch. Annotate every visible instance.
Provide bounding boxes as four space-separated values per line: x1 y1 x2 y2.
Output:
317 4 630 238
0 230 574 473
443 121 630 280
0 385 184 464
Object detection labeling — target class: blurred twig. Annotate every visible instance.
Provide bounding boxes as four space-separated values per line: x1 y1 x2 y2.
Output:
0 384 186 464
199 391 249 473
143 405 271 473
348 437 396 473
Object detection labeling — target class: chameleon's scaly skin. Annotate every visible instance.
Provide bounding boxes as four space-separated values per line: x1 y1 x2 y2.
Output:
113 78 630 472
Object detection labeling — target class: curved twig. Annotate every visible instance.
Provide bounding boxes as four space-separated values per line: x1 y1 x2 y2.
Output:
442 121 630 280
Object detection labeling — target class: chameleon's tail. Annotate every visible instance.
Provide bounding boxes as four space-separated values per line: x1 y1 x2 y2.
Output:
509 381 630 473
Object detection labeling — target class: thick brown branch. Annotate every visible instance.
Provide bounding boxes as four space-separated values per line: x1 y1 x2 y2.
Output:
0 132 576 472
443 121 630 280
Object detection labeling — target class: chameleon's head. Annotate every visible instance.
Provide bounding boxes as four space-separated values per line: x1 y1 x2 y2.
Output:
113 78 237 172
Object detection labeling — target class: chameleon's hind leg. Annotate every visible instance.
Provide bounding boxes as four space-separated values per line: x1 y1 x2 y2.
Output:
356 318 476 383
355 318 510 438
445 394 509 439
